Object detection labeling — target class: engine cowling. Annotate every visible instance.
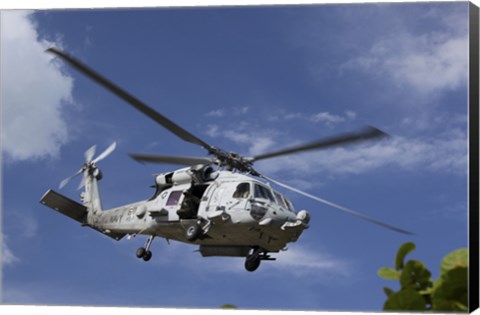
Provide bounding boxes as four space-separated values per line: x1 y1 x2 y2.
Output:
155 165 219 187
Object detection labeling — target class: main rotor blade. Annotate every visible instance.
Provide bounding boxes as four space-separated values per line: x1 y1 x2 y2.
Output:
93 142 117 164
46 48 213 151
260 174 414 235
252 126 388 162
130 153 217 166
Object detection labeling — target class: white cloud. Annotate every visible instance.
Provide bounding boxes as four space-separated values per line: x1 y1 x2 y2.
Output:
341 11 468 96
1 11 74 161
205 106 249 118
284 112 303 120
310 110 356 126
345 110 357 120
206 115 466 178
17 214 39 239
267 109 356 127
436 201 467 220
249 137 275 156
205 124 219 138
206 123 277 156
271 246 351 277
1 211 39 268
138 240 350 279
205 109 224 117
235 106 249 115
310 112 345 124
2 235 19 266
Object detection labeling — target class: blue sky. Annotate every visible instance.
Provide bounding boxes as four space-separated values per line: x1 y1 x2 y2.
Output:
1 2 471 312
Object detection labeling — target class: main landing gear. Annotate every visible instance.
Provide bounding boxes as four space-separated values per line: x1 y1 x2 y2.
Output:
244 247 276 272
136 235 154 262
185 219 206 242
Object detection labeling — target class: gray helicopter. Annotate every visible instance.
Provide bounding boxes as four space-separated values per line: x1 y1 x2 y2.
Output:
40 48 412 272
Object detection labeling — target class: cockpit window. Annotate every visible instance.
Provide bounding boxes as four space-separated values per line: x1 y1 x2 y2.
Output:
283 196 295 212
274 191 288 208
166 190 183 206
254 184 275 202
233 182 250 199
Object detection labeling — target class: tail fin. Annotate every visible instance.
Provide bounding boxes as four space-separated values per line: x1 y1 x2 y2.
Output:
80 164 103 213
56 142 116 214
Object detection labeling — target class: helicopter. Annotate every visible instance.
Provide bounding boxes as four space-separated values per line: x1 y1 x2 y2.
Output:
40 48 412 272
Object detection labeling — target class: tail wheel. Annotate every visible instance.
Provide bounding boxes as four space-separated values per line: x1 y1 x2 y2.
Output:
185 224 201 242
245 257 261 272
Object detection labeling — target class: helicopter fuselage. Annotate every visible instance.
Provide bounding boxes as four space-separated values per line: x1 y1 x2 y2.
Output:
41 165 310 266
85 170 309 253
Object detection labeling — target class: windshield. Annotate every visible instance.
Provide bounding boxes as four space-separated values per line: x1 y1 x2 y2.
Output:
254 184 275 202
274 191 288 208
282 196 295 212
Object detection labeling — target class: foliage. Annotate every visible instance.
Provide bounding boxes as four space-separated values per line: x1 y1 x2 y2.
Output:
220 304 238 309
378 242 468 312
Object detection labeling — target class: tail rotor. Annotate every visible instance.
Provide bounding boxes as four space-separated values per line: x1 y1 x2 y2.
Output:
58 142 117 190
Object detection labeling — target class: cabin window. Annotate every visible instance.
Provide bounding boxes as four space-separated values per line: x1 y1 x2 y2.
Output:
232 183 250 199
166 190 183 206
254 184 275 202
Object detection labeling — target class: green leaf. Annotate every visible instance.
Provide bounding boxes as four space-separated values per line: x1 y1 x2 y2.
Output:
220 304 238 309
441 248 468 274
384 288 427 311
395 242 416 270
432 267 468 311
433 299 468 312
452 301 469 312
383 287 395 297
378 267 400 280
400 260 433 291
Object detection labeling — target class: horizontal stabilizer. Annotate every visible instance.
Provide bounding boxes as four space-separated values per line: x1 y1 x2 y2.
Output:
40 189 126 241
40 189 87 222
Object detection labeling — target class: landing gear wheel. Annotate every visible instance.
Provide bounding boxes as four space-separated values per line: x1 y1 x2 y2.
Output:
245 257 261 272
186 224 201 242
136 247 145 258
142 250 152 262
136 235 155 261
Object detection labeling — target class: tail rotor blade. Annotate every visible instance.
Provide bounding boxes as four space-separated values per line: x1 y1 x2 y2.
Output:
260 174 413 235
93 142 117 164
77 176 86 190
59 168 83 189
85 145 96 163
58 142 116 190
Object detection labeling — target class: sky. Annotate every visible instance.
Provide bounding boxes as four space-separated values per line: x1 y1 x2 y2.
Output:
0 1 472 312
